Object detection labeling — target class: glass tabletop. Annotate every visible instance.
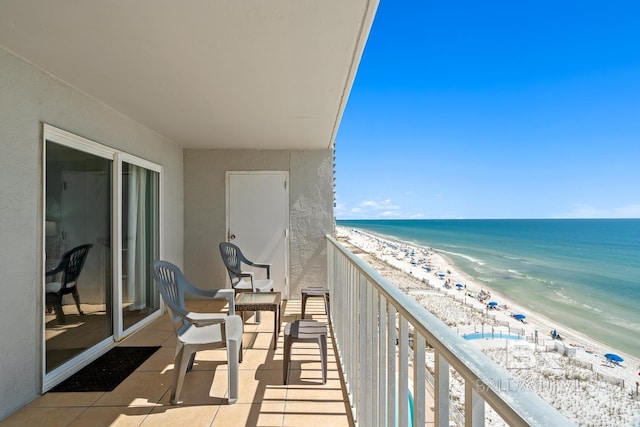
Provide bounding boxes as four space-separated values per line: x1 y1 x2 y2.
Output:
235 292 281 305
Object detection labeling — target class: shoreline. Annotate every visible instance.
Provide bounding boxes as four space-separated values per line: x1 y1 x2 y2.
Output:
336 225 640 426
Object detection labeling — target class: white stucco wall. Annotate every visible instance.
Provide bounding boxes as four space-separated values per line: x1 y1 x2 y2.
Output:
289 150 335 299
0 48 184 420
183 149 334 298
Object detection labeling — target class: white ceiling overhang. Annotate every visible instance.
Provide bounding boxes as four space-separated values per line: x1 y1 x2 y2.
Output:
0 1 378 149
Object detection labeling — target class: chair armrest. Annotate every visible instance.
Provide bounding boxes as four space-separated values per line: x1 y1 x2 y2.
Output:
238 271 254 279
249 262 270 269
207 288 236 315
186 311 228 327
243 261 271 279
240 271 261 292
183 282 236 314
45 264 64 277
162 297 232 326
187 286 235 300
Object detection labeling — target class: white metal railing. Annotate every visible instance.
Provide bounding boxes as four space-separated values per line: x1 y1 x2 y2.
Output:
326 235 572 427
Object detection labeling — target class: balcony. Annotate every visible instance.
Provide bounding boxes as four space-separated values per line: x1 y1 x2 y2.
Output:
2 300 350 427
3 237 570 427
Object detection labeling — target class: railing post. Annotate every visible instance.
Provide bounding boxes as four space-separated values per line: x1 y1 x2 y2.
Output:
465 379 485 427
348 258 355 404
359 275 368 426
379 297 388 425
368 283 378 426
345 253 354 406
399 316 409 427
435 350 450 427
370 288 380 426
387 304 397 427
413 333 426 426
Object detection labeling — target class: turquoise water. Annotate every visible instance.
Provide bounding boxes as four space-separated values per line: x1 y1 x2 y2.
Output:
463 332 523 341
337 219 640 356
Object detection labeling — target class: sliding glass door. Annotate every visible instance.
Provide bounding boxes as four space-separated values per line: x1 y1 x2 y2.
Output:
44 141 113 373
43 125 162 387
121 162 160 331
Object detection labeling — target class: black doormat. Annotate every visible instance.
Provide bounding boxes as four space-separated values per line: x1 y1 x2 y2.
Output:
50 346 161 392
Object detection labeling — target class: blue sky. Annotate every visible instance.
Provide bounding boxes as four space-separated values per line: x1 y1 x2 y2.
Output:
335 2 640 219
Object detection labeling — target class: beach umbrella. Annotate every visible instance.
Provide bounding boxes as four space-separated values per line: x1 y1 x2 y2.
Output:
604 353 624 363
455 283 464 289
514 313 526 320
488 301 498 307
438 273 445 278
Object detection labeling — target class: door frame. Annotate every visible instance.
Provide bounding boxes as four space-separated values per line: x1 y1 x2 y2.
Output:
41 124 164 392
225 171 290 298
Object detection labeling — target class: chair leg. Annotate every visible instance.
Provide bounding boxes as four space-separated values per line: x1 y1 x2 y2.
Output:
302 294 308 319
227 339 240 404
171 345 193 405
71 287 84 315
283 336 292 384
46 293 66 323
187 353 196 372
53 300 66 324
325 295 330 321
255 289 273 324
319 334 328 384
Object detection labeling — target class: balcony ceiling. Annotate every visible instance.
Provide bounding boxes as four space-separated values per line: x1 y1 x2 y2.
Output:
0 1 377 149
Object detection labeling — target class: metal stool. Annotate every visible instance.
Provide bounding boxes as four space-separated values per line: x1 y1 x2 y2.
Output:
301 287 330 322
283 319 327 384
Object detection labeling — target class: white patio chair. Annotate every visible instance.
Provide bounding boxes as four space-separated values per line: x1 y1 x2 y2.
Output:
219 242 274 322
153 260 242 404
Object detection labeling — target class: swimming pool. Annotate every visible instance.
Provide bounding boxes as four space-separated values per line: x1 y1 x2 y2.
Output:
463 332 523 340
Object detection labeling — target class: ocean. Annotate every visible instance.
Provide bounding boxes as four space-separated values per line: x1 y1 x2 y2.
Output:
337 219 640 357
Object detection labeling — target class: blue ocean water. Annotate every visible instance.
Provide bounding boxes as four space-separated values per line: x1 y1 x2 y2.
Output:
337 219 640 356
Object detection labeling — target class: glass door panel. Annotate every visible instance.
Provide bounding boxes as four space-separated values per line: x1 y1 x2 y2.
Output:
121 162 160 330
45 141 112 373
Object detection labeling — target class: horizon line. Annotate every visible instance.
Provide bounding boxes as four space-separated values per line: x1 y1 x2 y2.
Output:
336 217 640 221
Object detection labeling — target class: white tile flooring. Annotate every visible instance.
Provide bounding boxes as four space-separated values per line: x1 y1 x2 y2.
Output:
2 299 351 427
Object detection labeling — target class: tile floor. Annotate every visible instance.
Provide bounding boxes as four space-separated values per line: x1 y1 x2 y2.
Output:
1 299 352 427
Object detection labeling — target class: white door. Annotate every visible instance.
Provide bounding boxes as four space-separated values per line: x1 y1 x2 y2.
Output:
227 172 289 297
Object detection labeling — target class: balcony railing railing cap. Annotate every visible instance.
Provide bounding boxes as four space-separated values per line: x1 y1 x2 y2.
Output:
326 234 574 427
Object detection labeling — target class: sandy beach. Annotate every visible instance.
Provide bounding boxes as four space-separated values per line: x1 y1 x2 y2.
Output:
336 226 640 426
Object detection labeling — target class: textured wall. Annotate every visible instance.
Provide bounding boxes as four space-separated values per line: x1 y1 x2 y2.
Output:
289 150 335 298
183 149 334 298
0 48 184 420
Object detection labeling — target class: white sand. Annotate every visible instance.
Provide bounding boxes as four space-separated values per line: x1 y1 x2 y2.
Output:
337 226 640 427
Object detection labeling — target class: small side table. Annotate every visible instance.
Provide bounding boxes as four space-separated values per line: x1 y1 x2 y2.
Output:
301 287 330 322
235 291 281 350
283 319 327 384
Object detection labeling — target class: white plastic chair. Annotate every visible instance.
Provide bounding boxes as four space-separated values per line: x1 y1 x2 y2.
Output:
219 242 274 322
153 260 243 404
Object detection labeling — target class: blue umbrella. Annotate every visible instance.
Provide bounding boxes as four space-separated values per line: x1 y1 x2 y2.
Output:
604 353 624 363
514 313 526 320
438 273 446 278
455 283 464 289
488 301 498 307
